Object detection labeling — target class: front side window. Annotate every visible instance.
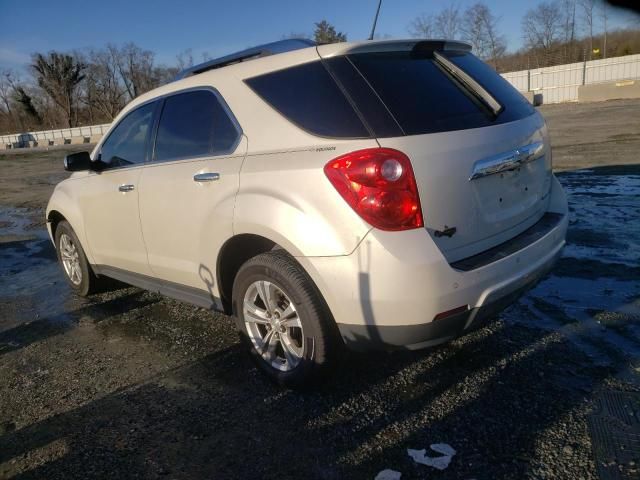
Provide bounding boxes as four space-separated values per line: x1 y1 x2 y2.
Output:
100 102 155 167
154 90 239 162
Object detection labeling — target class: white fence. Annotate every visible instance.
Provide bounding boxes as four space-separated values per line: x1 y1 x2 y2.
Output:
501 53 640 104
1 123 110 147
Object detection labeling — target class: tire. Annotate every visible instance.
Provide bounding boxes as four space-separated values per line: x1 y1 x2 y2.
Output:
54 220 99 297
232 251 342 388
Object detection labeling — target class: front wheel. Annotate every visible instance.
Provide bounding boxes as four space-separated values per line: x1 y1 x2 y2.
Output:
54 220 99 296
232 251 342 388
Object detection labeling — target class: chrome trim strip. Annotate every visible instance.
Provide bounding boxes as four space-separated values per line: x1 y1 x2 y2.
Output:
469 141 544 181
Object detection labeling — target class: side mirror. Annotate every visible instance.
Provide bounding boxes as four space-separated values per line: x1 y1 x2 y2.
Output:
64 151 92 172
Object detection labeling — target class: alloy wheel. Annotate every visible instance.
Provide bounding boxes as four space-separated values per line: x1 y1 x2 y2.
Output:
243 280 305 372
59 233 82 285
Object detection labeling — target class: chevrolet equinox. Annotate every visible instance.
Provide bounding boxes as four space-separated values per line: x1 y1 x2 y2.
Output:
46 39 568 387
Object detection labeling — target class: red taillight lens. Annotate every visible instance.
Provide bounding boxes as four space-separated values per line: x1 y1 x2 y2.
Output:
324 148 424 231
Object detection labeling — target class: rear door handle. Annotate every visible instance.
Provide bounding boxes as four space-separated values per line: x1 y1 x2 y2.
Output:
119 184 135 192
193 173 220 182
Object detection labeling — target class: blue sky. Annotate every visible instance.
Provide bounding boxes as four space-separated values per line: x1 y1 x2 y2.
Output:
1 0 637 71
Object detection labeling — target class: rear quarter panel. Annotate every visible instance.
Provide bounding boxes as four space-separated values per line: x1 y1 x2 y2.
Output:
234 141 377 257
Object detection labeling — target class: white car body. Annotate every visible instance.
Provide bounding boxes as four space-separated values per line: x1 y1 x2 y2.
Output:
47 38 568 357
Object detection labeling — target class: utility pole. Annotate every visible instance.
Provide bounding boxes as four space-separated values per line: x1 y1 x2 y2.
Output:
602 2 608 59
368 0 383 40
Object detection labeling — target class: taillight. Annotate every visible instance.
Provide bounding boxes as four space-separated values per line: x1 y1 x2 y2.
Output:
324 148 423 231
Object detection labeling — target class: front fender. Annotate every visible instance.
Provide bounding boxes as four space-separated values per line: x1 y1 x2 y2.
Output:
46 178 95 264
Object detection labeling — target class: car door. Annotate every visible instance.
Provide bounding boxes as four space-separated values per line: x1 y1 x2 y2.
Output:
138 88 246 293
77 101 156 276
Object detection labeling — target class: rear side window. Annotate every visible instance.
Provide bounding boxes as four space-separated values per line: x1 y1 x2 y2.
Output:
245 61 369 138
100 102 155 167
154 90 239 162
348 51 534 136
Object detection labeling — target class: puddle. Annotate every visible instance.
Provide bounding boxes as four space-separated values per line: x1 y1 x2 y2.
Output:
0 206 221 356
0 207 76 329
501 165 640 373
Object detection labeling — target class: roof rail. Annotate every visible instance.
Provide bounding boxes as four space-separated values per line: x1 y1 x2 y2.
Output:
174 39 316 80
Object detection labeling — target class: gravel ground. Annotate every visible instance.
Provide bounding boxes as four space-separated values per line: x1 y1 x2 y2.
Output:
1 99 639 479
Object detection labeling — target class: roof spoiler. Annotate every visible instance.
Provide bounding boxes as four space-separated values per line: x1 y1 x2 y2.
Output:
174 38 316 81
321 39 472 57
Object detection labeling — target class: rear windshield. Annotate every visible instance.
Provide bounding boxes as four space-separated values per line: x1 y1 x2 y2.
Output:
348 50 534 136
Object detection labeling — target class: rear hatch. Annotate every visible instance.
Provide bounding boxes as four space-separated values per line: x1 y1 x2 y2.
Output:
320 41 552 262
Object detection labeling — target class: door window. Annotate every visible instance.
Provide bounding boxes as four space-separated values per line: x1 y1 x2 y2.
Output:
154 90 240 162
100 102 155 167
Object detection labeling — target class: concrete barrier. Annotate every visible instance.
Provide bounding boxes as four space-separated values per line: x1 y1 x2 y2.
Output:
578 80 640 102
0 123 110 148
70 136 86 145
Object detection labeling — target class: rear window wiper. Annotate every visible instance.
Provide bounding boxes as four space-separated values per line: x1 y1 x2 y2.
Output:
432 51 503 118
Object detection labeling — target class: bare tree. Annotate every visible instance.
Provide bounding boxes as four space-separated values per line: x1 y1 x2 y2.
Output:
0 71 16 125
434 5 462 39
83 48 127 121
522 1 564 51
153 65 178 86
408 13 435 38
108 43 159 101
580 0 598 57
462 3 506 68
176 48 194 71
600 1 609 58
560 0 577 42
31 52 85 128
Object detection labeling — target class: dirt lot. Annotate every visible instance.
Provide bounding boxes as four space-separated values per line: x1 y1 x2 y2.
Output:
1 99 639 479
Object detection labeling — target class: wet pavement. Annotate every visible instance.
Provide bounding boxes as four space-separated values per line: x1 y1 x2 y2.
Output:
0 164 639 479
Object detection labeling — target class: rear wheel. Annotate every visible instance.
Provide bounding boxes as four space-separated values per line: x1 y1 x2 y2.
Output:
232 251 341 387
55 221 99 296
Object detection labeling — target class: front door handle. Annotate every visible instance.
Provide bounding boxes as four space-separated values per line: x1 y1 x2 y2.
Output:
193 173 220 182
119 184 135 192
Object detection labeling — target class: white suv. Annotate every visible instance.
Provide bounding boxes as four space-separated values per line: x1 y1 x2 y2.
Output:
47 39 568 387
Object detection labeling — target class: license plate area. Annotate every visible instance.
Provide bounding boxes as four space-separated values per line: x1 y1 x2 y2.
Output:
472 157 547 228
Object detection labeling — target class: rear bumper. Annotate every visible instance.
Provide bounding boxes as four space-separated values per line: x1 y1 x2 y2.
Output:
297 174 568 351
336 244 561 350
